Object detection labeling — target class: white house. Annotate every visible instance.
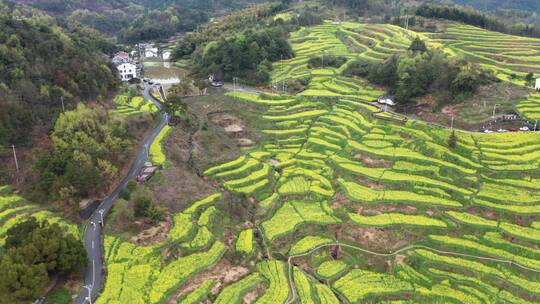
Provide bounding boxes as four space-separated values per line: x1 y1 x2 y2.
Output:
536 78 540 91
162 50 172 61
145 47 158 58
117 62 138 81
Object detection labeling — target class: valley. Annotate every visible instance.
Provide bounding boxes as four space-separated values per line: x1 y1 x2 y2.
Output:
1 1 540 304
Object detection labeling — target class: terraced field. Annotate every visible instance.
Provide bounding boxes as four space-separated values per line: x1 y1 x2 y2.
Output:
517 93 540 121
428 23 540 86
0 186 80 245
112 93 158 116
197 92 540 303
273 21 540 123
93 20 540 304
271 21 412 101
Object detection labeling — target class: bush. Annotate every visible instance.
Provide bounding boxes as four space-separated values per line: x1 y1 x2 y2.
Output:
307 55 348 68
131 189 164 224
45 288 71 304
126 180 137 192
298 11 323 26
147 205 166 224
134 194 152 218
119 187 131 200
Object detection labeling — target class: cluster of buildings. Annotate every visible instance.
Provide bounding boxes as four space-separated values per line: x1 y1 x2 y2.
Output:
112 43 173 82
138 43 172 61
112 51 140 82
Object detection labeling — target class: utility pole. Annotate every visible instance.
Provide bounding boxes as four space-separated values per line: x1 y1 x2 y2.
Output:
535 119 538 131
61 96 65 112
11 145 19 172
451 116 454 131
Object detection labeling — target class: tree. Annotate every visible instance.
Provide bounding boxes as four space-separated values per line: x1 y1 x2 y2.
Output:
4 217 39 248
526 72 535 85
147 205 166 224
448 131 457 148
0 256 48 304
33 103 132 201
134 194 153 218
409 36 427 53
0 218 87 304
194 79 210 96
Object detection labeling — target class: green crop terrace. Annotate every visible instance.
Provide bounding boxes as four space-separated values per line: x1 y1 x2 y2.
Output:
112 93 159 116
271 20 540 121
195 90 540 303
0 186 80 245
427 24 540 86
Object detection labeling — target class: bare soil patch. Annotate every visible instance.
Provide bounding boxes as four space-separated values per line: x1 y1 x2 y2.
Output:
353 153 391 168
356 175 386 190
168 259 250 304
129 215 172 246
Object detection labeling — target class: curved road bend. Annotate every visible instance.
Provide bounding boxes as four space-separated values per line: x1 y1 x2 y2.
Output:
75 85 168 304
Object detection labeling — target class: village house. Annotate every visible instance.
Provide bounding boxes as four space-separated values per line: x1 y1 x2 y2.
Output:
536 78 540 91
117 62 138 81
162 50 172 61
145 47 159 58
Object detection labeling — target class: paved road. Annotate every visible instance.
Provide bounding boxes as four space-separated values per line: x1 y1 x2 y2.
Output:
75 85 168 304
223 82 263 94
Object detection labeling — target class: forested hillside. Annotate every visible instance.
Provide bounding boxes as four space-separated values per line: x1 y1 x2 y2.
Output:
0 2 118 147
14 0 269 41
452 0 540 13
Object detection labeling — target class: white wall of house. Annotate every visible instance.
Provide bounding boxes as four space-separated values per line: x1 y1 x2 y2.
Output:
536 78 540 91
145 48 158 58
162 51 172 61
117 63 138 81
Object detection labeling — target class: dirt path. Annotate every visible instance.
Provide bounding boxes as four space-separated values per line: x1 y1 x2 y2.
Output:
284 242 540 304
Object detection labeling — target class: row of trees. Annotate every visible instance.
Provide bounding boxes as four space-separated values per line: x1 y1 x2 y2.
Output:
345 38 494 106
0 218 87 304
416 4 540 37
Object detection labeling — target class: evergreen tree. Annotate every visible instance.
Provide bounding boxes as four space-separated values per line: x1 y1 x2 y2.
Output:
0 218 87 304
409 37 427 53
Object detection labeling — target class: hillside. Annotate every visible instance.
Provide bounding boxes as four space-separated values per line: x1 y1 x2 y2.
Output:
13 0 269 41
452 0 540 13
0 2 118 148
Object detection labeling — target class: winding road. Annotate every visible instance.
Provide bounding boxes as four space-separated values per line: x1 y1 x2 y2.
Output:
75 85 168 304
